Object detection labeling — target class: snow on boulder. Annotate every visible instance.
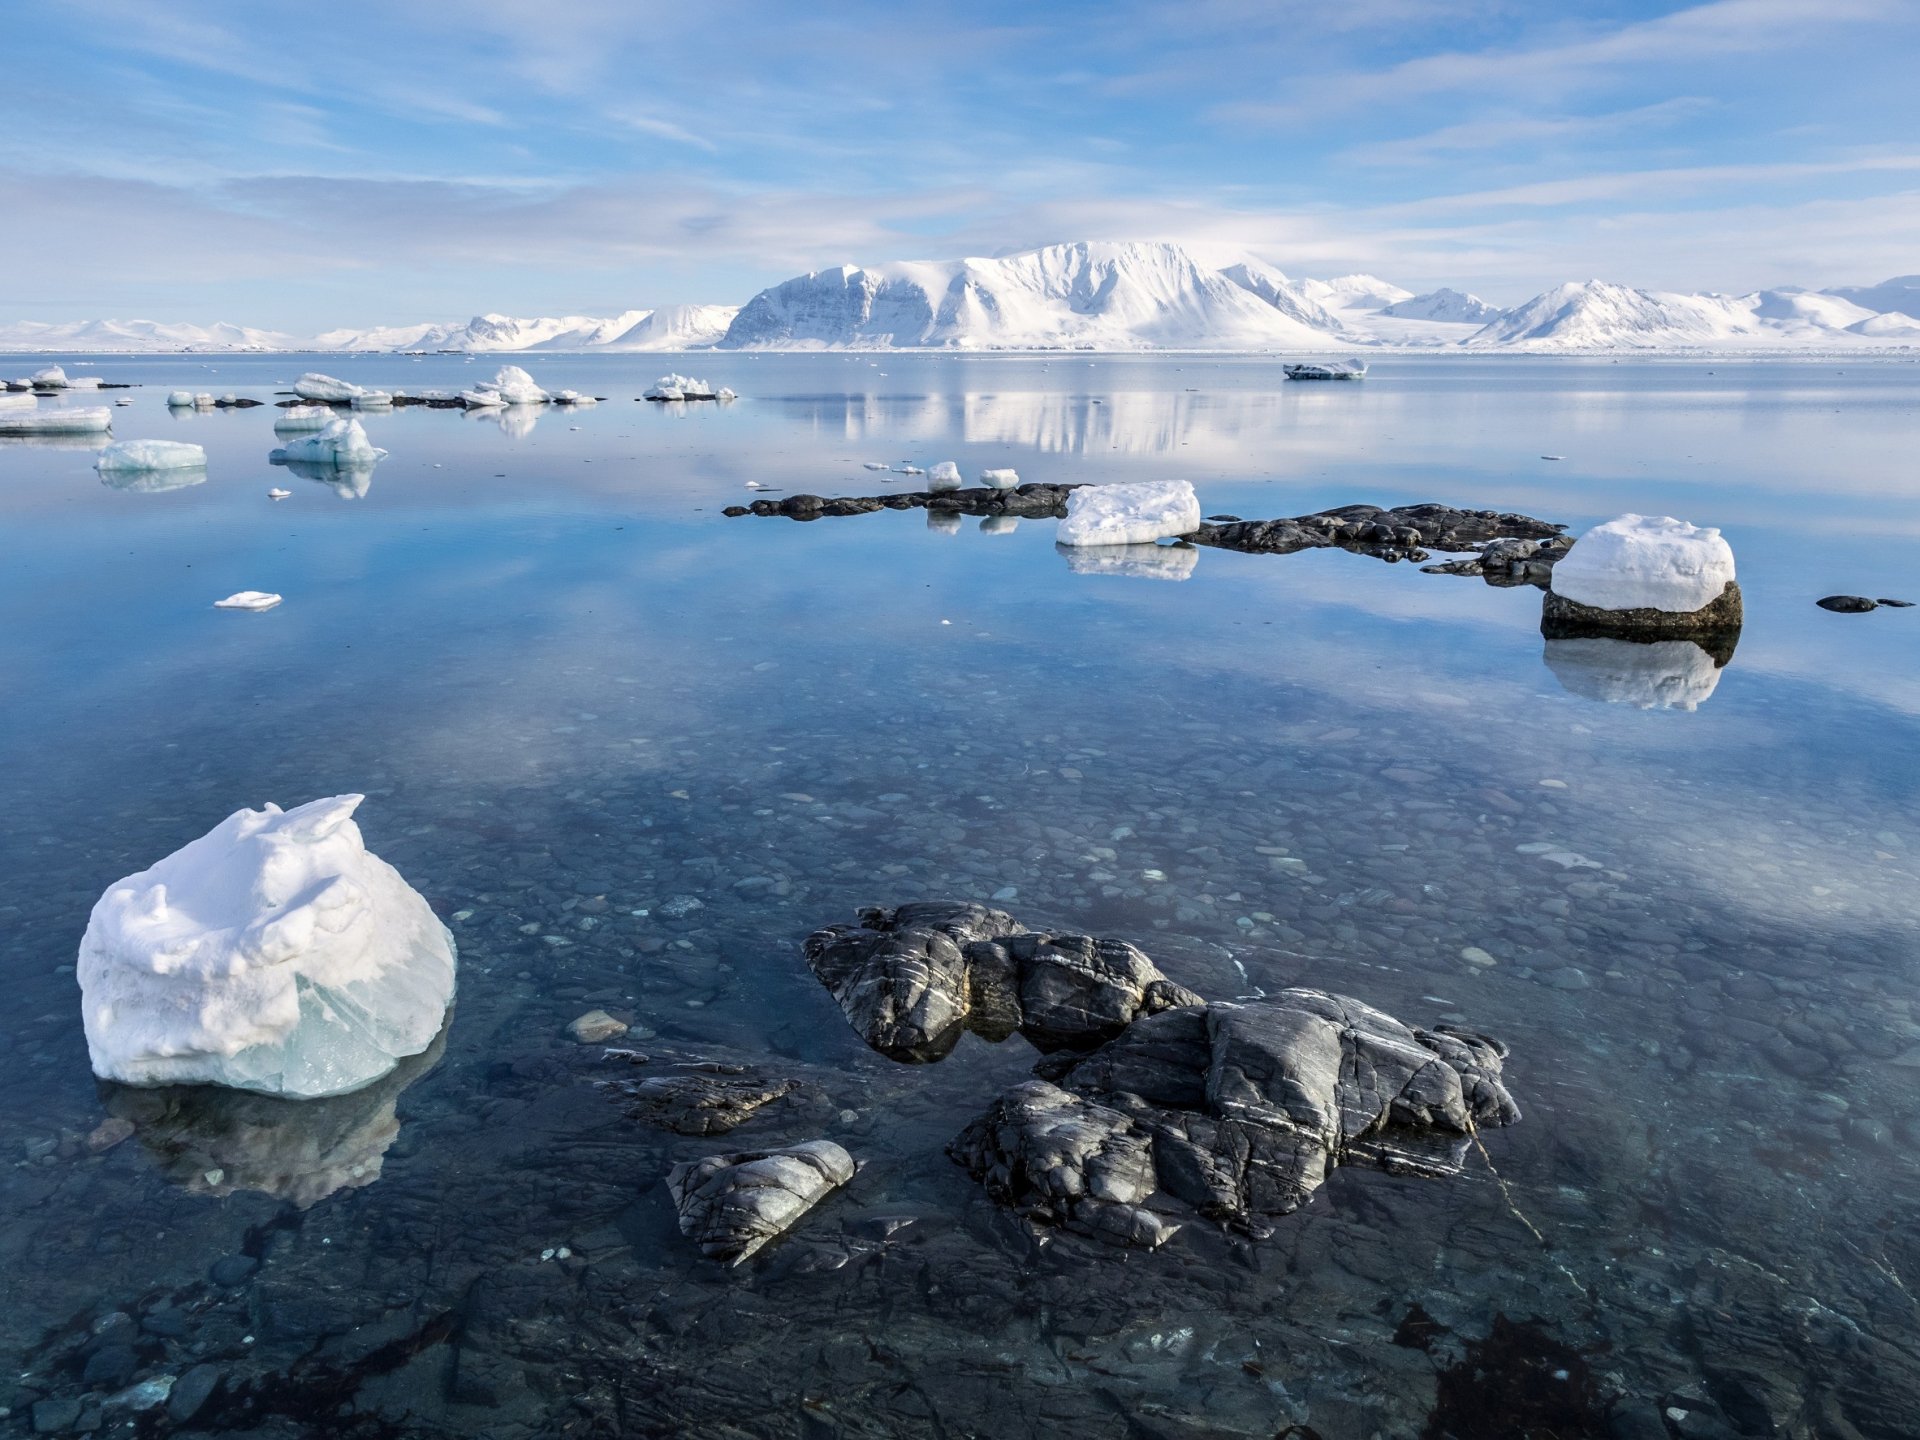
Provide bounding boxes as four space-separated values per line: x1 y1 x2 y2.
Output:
980 468 1020 490
0 406 113 435
30 364 69 387
1550 514 1735 614
94 439 207 473
928 461 963 493
1056 480 1201 547
77 795 457 1098
270 416 387 468
273 404 335 432
293 373 366 403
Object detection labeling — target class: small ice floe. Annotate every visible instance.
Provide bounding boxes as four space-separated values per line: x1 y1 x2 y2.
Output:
463 365 549 408
895 465 925 475
268 488 292 500
30 364 70 387
270 417 387 468
114 397 133 406
928 461 963 492
644 373 731 401
76 794 457 1097
167 390 195 407
273 404 335 433
1059 540 1199 581
862 461 890 471
1545 514 1740 633
551 389 597 405
94 439 207 474
349 390 393 409
459 388 506 408
214 591 282 611
0 406 113 435
0 391 38 410
191 393 216 408
980 467 1020 490
1056 480 1201 547
1541 454 1565 461
292 373 367 403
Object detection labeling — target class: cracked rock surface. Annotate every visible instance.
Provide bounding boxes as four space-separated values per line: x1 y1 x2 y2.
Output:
666 1139 856 1265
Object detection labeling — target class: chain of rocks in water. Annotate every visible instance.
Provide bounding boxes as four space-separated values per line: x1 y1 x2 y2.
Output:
724 482 1081 520
1193 503 1565 566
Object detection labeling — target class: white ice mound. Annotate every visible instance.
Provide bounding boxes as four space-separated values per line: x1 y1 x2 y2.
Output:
1550 514 1735 614
349 390 393 409
0 406 113 435
928 461 962 492
1544 638 1723 711
463 365 548 407
215 591 282 610
77 795 458 1098
981 468 1020 490
0 391 38 410
1056 480 1201 547
644 372 726 400
273 404 335 432
1060 541 1199 581
271 416 387 468
458 388 506 408
552 389 596 405
95 439 207 474
31 364 69 387
166 390 195 407
293 373 366 403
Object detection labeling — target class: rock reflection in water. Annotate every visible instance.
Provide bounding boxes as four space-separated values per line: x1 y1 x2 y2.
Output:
1059 540 1199 581
1544 635 1735 711
97 1024 446 1208
278 457 373 499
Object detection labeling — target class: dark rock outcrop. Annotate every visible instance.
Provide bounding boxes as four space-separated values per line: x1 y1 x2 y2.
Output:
1195 503 1565 564
1816 595 1878 613
803 902 1204 1063
620 1067 798 1136
1542 580 1744 638
724 483 1079 521
1422 534 1577 586
954 989 1519 1244
666 1139 856 1265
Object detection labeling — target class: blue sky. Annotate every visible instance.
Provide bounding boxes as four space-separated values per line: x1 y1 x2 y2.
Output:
3 0 1917 329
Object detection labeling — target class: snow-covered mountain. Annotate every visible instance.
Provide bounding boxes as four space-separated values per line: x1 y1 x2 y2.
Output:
7 256 1920 354
716 242 1341 350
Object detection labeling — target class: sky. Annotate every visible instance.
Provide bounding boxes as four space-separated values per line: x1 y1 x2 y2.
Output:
4 0 1918 330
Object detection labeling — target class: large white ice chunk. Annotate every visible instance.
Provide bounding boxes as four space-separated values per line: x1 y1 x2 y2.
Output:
1056 480 1201 547
928 461 962 492
644 372 726 400
461 365 548 408
95 439 207 474
273 404 335 432
980 468 1020 490
1544 637 1723 711
77 795 457 1098
271 416 387 468
293 373 366 403
1549 514 1735 614
0 406 113 435
166 390 195 408
31 364 69 387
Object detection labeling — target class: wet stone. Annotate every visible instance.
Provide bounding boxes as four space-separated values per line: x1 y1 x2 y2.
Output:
619 1069 799 1136
666 1139 856 1266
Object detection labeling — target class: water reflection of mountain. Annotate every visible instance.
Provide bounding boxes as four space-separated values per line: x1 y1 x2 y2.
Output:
99 1025 446 1209
1059 541 1199 581
1544 636 1735 711
279 457 373 498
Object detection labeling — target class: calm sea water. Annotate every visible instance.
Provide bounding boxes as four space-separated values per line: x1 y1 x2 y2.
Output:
1 353 1917 1437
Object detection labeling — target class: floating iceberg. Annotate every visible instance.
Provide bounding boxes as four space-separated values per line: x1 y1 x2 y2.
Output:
0 406 113 435
293 373 366 403
928 461 962 492
461 365 548 408
268 488 291 500
644 372 732 401
551 389 597 405
1544 636 1726 711
215 591 282 610
1550 515 1736 614
270 416 387 468
77 795 458 1098
30 364 69 387
94 439 207 474
980 468 1020 490
1056 480 1201 547
349 390 393 409
273 404 334 432
458 388 506 408
1060 541 1199 581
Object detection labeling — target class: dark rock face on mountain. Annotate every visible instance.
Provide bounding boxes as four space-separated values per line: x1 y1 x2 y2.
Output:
804 903 1203 1063
666 1139 856 1266
953 989 1519 1244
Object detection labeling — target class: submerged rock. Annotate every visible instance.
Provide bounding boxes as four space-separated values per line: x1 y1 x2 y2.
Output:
956 989 1519 1242
803 902 1202 1063
1199 503 1564 563
1816 595 1879 612
621 1069 799 1136
666 1139 855 1265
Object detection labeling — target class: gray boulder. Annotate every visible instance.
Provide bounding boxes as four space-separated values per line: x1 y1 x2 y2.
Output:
666 1139 856 1266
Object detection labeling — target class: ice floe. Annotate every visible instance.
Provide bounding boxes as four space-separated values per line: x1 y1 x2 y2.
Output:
980 468 1020 490
0 406 113 435
30 364 70 387
270 416 387 468
349 390 393 409
463 365 548 407
644 373 733 401
214 591 282 610
272 404 335 432
268 488 291 500
551 389 597 405
1549 514 1736 614
77 794 457 1098
94 439 207 474
1056 480 1201 547
292 372 367 403
0 391 37 411
928 461 963 492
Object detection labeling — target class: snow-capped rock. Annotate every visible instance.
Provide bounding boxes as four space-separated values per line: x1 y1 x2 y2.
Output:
293 373 366 403
1378 288 1501 323
719 242 1345 350
0 406 113 434
980 468 1020 490
270 417 387 468
928 461 962 492
76 795 457 1098
94 439 207 473
1549 514 1736 614
1544 637 1724 711
30 365 69 387
1056 480 1201 547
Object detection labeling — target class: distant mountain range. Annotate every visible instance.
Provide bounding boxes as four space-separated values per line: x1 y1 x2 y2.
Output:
6 243 1919 354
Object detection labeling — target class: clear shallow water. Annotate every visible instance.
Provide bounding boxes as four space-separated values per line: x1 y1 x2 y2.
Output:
2 354 1918 1437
